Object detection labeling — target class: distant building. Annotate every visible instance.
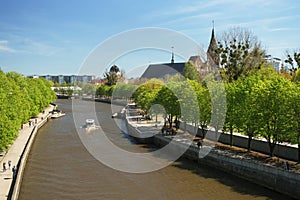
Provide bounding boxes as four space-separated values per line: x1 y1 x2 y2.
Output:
140 27 219 79
188 27 220 76
265 55 282 72
33 75 96 85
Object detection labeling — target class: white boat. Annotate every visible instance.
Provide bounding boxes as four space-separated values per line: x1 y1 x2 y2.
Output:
85 119 100 131
51 110 66 119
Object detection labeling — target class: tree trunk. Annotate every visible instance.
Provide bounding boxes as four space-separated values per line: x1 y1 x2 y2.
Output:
194 122 198 136
298 143 300 164
163 115 167 128
298 130 300 163
201 125 207 138
214 128 219 140
268 140 276 157
168 115 173 128
230 126 233 147
247 136 252 152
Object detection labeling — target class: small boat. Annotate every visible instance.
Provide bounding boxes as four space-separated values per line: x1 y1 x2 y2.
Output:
51 110 66 119
112 108 126 119
85 119 100 131
112 113 118 118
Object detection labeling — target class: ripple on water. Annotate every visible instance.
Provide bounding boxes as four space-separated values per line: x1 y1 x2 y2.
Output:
19 99 293 200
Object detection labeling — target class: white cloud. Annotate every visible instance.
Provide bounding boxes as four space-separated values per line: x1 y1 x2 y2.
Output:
20 38 63 56
0 40 16 53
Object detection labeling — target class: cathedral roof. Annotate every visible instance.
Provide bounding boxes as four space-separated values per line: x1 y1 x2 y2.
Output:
140 62 185 79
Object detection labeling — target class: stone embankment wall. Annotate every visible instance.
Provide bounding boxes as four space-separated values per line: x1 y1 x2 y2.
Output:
126 120 300 199
184 123 298 161
10 113 52 200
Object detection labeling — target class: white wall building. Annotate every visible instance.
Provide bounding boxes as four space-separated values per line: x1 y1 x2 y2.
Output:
265 55 282 72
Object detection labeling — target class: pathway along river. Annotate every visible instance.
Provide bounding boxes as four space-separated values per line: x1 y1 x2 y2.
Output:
18 99 293 200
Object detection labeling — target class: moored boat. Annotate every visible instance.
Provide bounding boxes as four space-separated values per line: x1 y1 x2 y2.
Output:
50 110 66 119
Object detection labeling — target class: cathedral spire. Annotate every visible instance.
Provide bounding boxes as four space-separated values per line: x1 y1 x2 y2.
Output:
171 46 174 64
207 21 219 66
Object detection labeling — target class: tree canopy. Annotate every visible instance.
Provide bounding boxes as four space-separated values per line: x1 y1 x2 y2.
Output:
0 71 56 151
217 27 265 82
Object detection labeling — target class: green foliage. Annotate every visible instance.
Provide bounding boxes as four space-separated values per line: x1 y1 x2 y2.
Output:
289 83 300 161
132 79 164 113
113 82 137 100
94 70 300 160
225 69 298 155
217 27 265 82
96 84 115 98
207 80 227 137
285 50 300 75
224 81 239 145
103 66 124 86
257 75 294 156
154 84 180 127
292 68 300 82
80 82 97 95
182 62 202 83
188 79 211 137
0 71 56 151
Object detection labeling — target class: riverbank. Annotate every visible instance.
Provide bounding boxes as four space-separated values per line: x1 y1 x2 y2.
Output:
0 105 54 200
125 114 300 199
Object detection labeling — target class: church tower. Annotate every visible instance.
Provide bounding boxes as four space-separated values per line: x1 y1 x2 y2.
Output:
171 46 174 64
207 22 219 66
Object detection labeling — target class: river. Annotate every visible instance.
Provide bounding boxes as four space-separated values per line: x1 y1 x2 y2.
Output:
18 99 292 200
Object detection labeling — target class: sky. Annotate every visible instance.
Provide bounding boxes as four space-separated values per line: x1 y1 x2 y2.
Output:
0 0 299 77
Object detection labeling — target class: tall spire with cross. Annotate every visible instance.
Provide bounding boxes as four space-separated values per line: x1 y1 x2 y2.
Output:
171 46 174 64
207 20 219 66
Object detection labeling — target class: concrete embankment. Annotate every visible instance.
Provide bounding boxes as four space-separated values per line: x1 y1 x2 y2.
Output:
0 106 54 200
82 97 128 106
125 120 300 199
184 123 299 161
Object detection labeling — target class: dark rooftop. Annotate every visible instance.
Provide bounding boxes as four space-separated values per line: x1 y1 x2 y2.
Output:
140 62 186 79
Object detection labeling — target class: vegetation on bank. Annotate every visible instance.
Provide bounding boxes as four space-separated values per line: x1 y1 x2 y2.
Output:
0 70 56 151
93 66 300 160
91 27 300 162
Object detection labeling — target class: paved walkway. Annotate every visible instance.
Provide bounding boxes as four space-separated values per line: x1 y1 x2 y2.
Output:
0 106 54 200
127 113 300 174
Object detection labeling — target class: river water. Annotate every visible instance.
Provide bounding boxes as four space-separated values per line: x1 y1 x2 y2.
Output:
18 99 292 200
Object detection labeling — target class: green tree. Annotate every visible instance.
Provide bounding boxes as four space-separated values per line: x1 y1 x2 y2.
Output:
217 27 265 82
207 80 227 139
188 79 211 138
285 49 300 75
103 65 124 86
234 75 261 151
182 62 202 83
0 71 56 151
224 81 240 146
290 82 300 162
171 81 199 133
292 68 300 82
154 84 179 129
6 72 31 123
0 71 23 149
81 82 97 96
132 78 164 117
257 75 294 157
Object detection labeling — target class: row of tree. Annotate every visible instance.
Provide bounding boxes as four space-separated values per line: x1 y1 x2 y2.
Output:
0 71 57 151
92 27 300 161
94 65 300 161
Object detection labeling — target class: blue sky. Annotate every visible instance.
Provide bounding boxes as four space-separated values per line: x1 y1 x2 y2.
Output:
0 0 299 77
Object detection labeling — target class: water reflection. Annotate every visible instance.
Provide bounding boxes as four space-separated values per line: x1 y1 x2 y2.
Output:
18 99 292 200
